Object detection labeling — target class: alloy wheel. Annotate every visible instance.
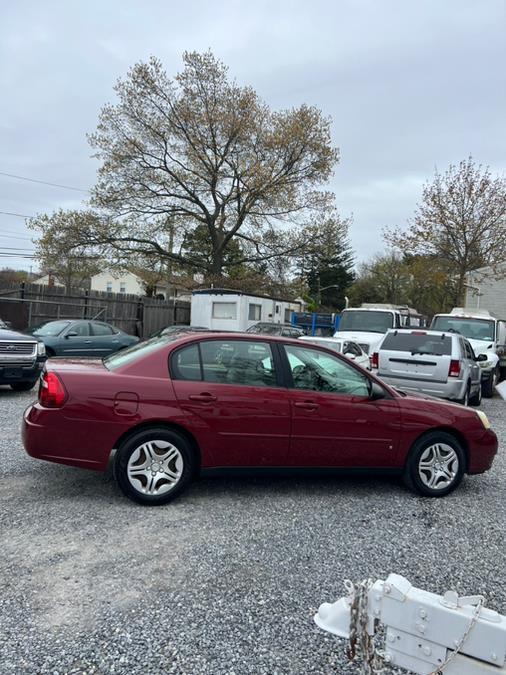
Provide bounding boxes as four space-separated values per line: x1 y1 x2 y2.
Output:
127 440 183 496
418 443 459 491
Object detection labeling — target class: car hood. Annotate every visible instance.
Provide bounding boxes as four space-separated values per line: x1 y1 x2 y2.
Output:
334 331 385 350
467 338 496 355
0 328 40 342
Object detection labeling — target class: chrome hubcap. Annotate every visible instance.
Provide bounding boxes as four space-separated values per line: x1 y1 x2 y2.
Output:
127 440 183 495
418 443 459 490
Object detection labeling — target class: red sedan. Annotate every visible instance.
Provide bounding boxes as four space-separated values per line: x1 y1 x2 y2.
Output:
22 333 498 505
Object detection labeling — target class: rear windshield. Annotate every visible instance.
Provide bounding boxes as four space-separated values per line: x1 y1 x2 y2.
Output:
381 332 452 355
103 335 177 370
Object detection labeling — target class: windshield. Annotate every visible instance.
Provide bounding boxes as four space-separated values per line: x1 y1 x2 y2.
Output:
246 324 281 335
339 310 393 333
104 335 178 370
431 317 495 342
32 320 71 336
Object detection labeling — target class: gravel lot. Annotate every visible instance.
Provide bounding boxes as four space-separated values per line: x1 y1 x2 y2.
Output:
1 389 505 675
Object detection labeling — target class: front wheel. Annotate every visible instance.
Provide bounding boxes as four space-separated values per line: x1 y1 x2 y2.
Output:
482 367 499 398
114 427 195 505
403 431 465 497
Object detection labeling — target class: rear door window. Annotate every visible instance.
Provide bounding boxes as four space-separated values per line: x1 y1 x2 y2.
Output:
381 333 452 355
200 340 278 387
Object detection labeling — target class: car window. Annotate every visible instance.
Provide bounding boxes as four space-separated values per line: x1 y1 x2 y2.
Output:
381 332 452 355
343 341 361 356
284 344 370 396
171 344 202 380
463 340 475 360
32 320 70 336
67 322 90 337
91 322 115 336
199 340 278 387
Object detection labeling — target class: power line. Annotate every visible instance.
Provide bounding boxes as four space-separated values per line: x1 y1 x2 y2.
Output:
0 210 33 218
0 171 89 193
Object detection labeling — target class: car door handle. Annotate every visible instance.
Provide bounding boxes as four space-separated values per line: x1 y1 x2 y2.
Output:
188 393 217 402
84 340 92 343
294 401 319 411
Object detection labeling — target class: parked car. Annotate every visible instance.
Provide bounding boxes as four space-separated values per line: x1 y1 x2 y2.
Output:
23 333 497 504
150 325 210 338
299 335 371 370
28 320 139 357
373 329 484 405
246 322 305 338
0 325 46 391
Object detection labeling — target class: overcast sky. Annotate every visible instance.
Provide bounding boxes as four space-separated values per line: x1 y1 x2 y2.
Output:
1 0 505 271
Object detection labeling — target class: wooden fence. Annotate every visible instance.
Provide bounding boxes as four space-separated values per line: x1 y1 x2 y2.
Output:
0 282 191 338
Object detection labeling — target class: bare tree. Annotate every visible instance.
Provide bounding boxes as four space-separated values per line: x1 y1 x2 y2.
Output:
385 157 506 304
86 51 338 278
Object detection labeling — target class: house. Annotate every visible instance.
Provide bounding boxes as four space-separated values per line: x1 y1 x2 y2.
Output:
465 264 506 318
31 274 65 288
90 270 193 301
190 288 305 331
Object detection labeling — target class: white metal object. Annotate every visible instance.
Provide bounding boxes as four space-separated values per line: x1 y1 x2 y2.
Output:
314 574 506 674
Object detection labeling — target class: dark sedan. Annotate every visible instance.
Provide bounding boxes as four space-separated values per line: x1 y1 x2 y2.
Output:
23 333 497 505
29 320 139 357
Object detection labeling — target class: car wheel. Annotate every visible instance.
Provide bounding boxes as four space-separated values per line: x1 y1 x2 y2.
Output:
458 382 470 406
469 383 482 406
403 431 465 497
482 367 498 398
114 427 195 505
10 381 37 392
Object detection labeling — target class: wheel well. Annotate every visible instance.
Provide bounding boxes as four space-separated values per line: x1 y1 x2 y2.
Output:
111 421 202 475
407 426 469 472
45 347 55 357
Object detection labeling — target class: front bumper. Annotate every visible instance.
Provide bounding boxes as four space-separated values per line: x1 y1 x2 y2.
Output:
0 358 44 385
467 428 498 474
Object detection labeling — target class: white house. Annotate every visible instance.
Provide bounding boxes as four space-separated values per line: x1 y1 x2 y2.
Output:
465 264 506 318
90 270 192 301
32 274 65 288
190 288 304 331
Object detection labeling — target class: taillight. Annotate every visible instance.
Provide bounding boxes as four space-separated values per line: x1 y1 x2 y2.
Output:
448 360 461 378
39 372 67 408
371 352 379 369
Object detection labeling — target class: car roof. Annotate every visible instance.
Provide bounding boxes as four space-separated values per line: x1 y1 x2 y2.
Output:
300 336 343 342
384 329 459 339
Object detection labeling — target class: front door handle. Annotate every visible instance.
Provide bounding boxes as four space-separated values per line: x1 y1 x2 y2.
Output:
189 393 217 402
294 401 319 411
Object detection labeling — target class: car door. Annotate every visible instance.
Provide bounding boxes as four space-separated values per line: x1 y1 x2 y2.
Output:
59 321 93 356
463 339 481 390
282 343 402 468
170 338 291 466
89 321 122 356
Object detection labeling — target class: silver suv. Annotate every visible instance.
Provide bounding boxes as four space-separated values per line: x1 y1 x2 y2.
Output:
374 329 484 405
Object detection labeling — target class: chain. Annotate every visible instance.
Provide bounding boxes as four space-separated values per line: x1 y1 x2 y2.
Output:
427 595 484 675
345 579 386 675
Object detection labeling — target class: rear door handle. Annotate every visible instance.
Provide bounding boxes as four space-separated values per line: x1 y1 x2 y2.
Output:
189 393 217 402
294 401 319 411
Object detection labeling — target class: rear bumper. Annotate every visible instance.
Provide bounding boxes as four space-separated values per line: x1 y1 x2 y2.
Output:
467 429 498 474
378 374 467 401
22 404 115 471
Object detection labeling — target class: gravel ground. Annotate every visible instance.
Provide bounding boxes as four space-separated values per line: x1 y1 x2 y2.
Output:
0 389 505 675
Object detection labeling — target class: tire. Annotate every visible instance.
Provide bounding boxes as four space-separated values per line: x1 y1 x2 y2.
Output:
458 382 470 406
10 381 37 392
482 367 499 398
45 348 55 358
469 383 482 406
114 427 195 505
403 431 465 497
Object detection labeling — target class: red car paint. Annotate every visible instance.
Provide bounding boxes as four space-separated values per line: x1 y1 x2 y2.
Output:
22 334 497 478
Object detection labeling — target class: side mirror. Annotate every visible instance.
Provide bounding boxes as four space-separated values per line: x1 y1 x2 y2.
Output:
476 353 488 362
369 381 386 401
65 331 78 338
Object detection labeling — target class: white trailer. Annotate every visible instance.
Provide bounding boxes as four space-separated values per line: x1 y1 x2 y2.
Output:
190 289 303 332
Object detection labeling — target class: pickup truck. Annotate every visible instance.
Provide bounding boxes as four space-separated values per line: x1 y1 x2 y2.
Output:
0 322 46 391
430 308 506 397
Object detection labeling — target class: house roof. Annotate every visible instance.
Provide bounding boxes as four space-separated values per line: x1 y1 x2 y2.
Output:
192 287 302 304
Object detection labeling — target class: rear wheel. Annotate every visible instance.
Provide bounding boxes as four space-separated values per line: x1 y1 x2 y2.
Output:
114 427 195 505
482 367 499 398
469 383 482 406
10 381 37 392
403 431 465 497
458 382 470 406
